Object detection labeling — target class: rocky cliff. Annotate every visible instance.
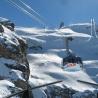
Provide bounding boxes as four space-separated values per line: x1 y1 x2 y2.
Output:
0 21 30 98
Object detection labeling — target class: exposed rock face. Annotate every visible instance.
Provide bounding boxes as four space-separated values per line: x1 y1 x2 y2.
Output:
44 85 76 98
0 23 30 97
0 19 15 31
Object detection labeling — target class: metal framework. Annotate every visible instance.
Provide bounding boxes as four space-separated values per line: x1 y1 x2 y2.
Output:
4 80 62 98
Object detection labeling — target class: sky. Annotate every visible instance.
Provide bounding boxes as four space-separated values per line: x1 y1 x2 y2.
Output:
0 0 98 28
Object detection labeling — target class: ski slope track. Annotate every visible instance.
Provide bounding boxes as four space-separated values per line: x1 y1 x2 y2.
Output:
15 23 98 98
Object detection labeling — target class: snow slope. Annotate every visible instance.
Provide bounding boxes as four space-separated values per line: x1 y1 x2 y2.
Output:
15 23 98 97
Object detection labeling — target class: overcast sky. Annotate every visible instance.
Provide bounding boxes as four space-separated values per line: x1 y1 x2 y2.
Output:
0 0 98 28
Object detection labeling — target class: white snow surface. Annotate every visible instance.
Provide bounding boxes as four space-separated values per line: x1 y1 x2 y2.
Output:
0 80 15 98
0 20 98 97
15 23 98 95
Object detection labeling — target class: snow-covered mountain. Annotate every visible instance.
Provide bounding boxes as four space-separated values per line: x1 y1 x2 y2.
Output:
0 18 31 98
15 23 98 98
0 17 98 98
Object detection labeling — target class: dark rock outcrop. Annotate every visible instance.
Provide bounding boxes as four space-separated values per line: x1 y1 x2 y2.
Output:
0 21 31 97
